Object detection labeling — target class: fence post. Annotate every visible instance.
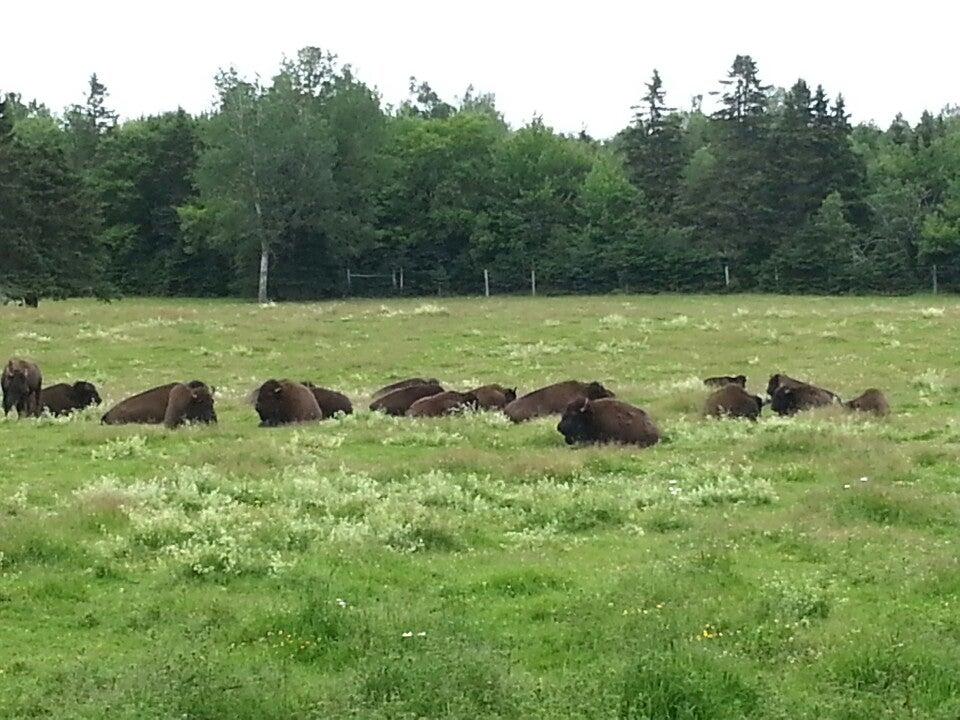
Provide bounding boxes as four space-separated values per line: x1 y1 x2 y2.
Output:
484 269 490 297
399 267 404 291
531 268 537 297
346 268 352 292
932 264 939 295
392 269 397 289
724 264 730 287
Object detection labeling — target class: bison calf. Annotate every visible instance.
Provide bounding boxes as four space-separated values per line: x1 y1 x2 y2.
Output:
504 380 614 423
557 397 660 448
41 381 102 416
704 383 763 421
254 380 323 426
2 358 43 418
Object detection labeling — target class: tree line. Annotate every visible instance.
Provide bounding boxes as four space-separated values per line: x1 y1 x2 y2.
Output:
2 48 960 301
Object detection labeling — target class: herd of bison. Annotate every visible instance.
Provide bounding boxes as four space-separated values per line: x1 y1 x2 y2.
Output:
2 357 890 448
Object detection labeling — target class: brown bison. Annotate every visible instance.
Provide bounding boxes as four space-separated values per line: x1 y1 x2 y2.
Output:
844 389 890 416
469 384 517 411
557 397 660 447
371 377 439 402
369 381 444 416
302 382 353 418
101 381 217 427
703 374 747 388
504 380 614 423
40 381 102 416
704 383 763 421
2 359 42 418
254 380 323 426
767 373 840 416
406 390 478 417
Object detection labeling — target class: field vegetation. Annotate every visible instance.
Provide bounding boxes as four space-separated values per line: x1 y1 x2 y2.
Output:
2 294 960 719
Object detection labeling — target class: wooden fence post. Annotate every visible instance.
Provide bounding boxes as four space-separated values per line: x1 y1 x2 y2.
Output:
484 269 490 297
531 268 537 297
724 264 730 287
933 264 939 295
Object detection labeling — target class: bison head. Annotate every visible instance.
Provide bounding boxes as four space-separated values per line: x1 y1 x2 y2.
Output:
504 387 518 403
585 381 614 400
72 381 102 409
255 379 285 426
557 397 597 446
184 383 217 424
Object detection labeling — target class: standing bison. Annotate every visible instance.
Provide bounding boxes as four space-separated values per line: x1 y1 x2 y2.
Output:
557 397 660 447
504 380 613 423
254 380 323 426
101 381 217 428
2 359 42 418
41 381 102 416
704 383 763 421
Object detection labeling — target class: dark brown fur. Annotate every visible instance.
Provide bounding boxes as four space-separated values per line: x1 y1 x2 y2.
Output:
469 384 517 411
2 358 42 418
102 381 216 426
767 373 840 416
40 381 102 416
504 380 614 423
557 397 660 447
844 388 890 416
302 382 353 418
371 377 439 401
164 383 217 428
254 380 323 426
704 384 763 421
703 374 747 388
406 390 478 417
369 382 444 416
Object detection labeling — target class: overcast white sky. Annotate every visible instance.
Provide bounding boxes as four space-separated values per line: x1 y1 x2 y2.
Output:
3 0 958 138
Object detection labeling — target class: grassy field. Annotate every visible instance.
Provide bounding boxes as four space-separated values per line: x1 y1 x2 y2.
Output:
2 294 960 719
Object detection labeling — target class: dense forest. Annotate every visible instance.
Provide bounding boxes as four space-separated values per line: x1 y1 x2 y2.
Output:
2 48 960 301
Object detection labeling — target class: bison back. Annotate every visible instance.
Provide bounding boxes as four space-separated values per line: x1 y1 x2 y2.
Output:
101 383 178 425
370 383 443 416
304 383 353 418
40 383 76 416
587 399 661 446
504 381 591 422
371 378 438 402
845 389 890 416
704 384 761 420
406 390 473 417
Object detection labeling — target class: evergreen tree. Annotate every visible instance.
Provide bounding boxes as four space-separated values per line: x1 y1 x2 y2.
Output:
621 70 684 217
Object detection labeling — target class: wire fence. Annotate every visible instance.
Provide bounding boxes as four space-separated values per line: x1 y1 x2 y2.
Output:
328 263 960 299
